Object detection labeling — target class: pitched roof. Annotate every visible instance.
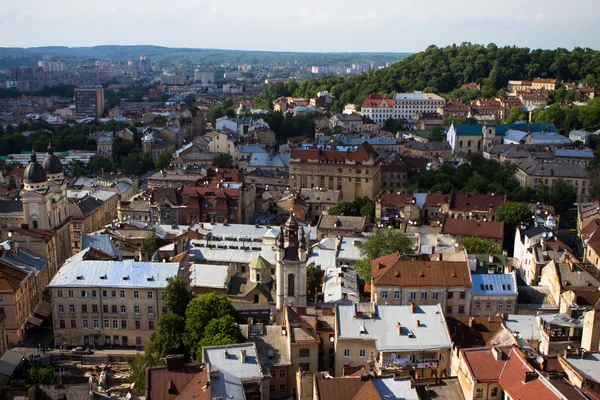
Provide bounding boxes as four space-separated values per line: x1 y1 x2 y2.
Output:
446 316 503 348
441 218 504 240
515 157 588 178
450 193 506 213
460 346 513 382
371 254 471 287
317 215 368 231
316 375 381 400
291 142 378 164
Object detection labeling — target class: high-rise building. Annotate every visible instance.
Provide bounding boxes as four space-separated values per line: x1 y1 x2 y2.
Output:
139 55 152 74
193 70 214 84
74 86 104 118
37 60 65 72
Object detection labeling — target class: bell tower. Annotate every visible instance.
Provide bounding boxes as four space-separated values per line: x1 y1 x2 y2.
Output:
275 214 308 309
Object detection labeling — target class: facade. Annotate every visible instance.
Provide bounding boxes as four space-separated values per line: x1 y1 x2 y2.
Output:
289 142 381 201
402 140 452 159
470 273 518 317
370 254 472 317
334 303 452 378
74 86 105 118
329 114 364 133
48 258 179 347
97 136 113 160
275 215 308 310
359 94 394 128
180 183 256 225
393 92 446 129
68 191 119 253
193 71 214 84
380 161 408 194
447 122 498 155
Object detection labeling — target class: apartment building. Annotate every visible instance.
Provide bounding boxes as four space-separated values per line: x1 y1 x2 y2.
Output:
334 302 452 378
359 94 394 128
289 142 381 201
75 86 104 118
370 254 472 317
180 183 256 224
329 114 364 133
514 157 591 203
68 190 119 253
48 258 179 348
402 141 452 159
393 92 446 129
532 77 560 91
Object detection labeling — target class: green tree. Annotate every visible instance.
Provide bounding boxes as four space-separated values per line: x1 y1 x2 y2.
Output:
212 153 233 169
142 232 160 256
165 275 193 317
505 106 528 123
27 363 54 385
306 261 322 302
155 152 173 170
328 201 359 216
429 127 446 142
549 178 577 214
382 118 404 133
184 293 239 359
496 202 532 229
355 229 413 282
128 345 163 392
461 236 502 254
88 155 114 175
198 315 244 350
149 313 187 357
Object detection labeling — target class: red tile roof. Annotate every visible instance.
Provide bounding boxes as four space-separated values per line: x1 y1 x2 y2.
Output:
361 93 394 109
441 218 504 240
291 142 378 164
378 193 413 208
450 193 506 213
181 186 240 198
370 254 471 287
147 363 209 400
316 375 381 400
423 194 451 208
461 346 512 382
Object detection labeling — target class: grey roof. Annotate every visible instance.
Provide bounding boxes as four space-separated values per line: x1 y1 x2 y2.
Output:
336 304 452 352
0 241 48 273
190 264 230 289
334 113 363 122
238 144 267 154
569 130 590 138
76 196 104 216
502 314 541 341
502 129 529 143
0 199 23 214
48 260 179 288
516 157 589 178
529 132 572 145
471 274 517 296
81 234 122 259
404 141 451 151
540 313 584 328
517 285 558 310
299 188 341 204
0 350 23 377
240 324 291 367
116 181 132 194
323 266 360 304
553 148 595 159
248 153 290 168
394 92 444 101
191 222 317 241
561 353 600 384
372 377 419 400
203 343 264 400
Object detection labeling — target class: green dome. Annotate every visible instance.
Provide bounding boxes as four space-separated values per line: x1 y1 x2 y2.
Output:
249 256 271 270
236 103 245 115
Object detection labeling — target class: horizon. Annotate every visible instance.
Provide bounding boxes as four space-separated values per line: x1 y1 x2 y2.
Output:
1 0 599 52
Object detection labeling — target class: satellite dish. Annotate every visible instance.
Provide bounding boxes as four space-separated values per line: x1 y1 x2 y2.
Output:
536 355 544 364
536 209 541 215
548 232 553 238
541 232 547 238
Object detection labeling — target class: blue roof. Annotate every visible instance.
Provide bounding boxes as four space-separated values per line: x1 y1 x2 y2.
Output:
471 274 518 296
503 129 529 143
452 123 484 136
554 148 594 158
82 234 123 259
496 123 558 135
248 153 290 168
529 132 572 144
238 145 267 154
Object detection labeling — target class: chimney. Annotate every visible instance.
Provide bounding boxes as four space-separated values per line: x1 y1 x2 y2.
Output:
469 317 475 328
524 371 537 383
492 347 502 361
397 322 402 335
410 302 416 314
224 349 229 358
488 254 494 263
165 354 185 372
488 203 494 214
355 311 363 319
240 349 246 363
416 320 421 328
540 238 546 251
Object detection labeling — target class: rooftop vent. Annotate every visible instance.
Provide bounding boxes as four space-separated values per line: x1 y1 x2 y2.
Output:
100 274 108 279
76 275 84 280
147 276 155 281
123 275 129 280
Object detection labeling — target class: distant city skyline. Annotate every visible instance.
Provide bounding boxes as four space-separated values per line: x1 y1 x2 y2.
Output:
1 0 599 53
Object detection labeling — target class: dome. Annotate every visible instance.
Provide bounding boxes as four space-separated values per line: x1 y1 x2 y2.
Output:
24 152 47 184
42 143 63 174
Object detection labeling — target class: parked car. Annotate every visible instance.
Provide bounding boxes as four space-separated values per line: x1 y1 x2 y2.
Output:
71 346 94 355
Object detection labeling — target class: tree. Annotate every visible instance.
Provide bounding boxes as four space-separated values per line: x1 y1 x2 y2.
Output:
149 313 187 357
496 202 532 229
128 345 163 391
328 201 359 216
165 275 193 317
142 232 160 256
383 118 404 133
549 179 577 214
355 229 413 282
461 236 502 254
198 315 244 350
88 155 114 175
212 153 233 169
505 106 528 123
184 293 239 359
27 363 54 385
306 261 322 302
429 127 446 142
155 152 173 171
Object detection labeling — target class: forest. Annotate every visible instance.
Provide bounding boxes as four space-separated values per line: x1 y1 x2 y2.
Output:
253 43 600 113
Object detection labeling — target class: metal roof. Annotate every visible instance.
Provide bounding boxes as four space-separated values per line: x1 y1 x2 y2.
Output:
553 148 594 158
471 273 518 296
539 313 584 328
323 266 360 304
393 92 444 101
248 153 290 168
372 377 419 400
48 260 179 288
336 303 452 352
503 315 541 341
81 234 122 259
561 353 600 384
190 264 230 289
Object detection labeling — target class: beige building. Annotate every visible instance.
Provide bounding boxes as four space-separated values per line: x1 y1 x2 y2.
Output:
75 86 105 118
370 254 472 317
208 131 238 158
532 77 560 91
68 190 119 253
334 302 452 378
289 142 381 201
48 258 180 348
515 157 592 203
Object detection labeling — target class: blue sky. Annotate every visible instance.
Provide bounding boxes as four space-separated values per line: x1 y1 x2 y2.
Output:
1 0 599 52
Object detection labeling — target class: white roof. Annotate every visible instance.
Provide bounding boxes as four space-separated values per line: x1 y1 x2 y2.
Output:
190 264 230 289
503 314 541 341
372 378 419 400
393 92 444 101
48 260 179 289
562 353 600 384
191 222 317 241
337 304 452 352
337 237 363 261
323 266 360 304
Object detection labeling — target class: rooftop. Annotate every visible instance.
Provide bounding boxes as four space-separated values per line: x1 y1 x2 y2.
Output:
190 264 231 289
471 274 518 296
371 255 471 288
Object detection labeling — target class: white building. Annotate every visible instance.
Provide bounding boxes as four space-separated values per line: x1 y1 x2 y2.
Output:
393 92 446 129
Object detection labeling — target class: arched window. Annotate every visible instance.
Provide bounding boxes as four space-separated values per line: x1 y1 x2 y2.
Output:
287 274 295 297
256 273 261 282
32 220 38 229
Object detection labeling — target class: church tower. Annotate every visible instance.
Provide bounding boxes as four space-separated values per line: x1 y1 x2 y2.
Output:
275 214 308 309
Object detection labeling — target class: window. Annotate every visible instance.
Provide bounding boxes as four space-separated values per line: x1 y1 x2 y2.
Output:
299 348 310 358
120 305 127 314
381 291 388 299
299 363 309 371
149 321 155 330
460 291 466 299
476 388 483 398
432 292 438 300
92 304 98 313
475 302 481 309
136 337 142 345
148 306 154 315
491 387 498 397
71 320 77 328
498 302 503 309
69 305 75 313
68 290 74 298
421 292 428 300
446 306 452 314
485 302 491 309
147 291 153 299
506 303 513 309
93 320 99 329
59 320 65 329
102 290 107 298
103 305 108 313
134 306 140 314
91 290 97 298
409 291 416 300
111 290 116 298
120 290 125 298
104 320 109 328
112 305 117 313
344 349 350 358
447 292 454 299
359 349 366 358
81 305 87 313
279 369 285 377
121 320 127 329
279 384 286 392
83 320 89 329
57 290 63 298
394 291 400 299
80 290 87 298
112 320 118 329
135 320 141 330
458 305 465 314
58 305 64 313
133 291 139 299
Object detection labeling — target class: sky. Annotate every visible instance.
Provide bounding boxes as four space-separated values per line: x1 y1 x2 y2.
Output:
1 0 599 52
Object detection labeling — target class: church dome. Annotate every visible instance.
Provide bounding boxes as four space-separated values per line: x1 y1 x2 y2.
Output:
42 143 63 174
24 152 47 184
